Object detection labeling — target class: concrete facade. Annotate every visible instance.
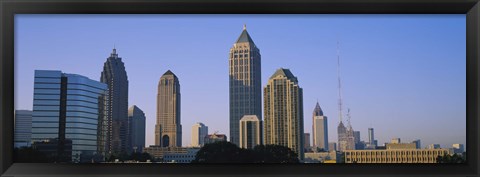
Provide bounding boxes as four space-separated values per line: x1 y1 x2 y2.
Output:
191 122 208 147
344 149 449 163
312 102 328 151
264 68 304 160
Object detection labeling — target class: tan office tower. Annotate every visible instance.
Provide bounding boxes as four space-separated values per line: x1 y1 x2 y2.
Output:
156 70 182 147
264 68 304 160
229 25 262 146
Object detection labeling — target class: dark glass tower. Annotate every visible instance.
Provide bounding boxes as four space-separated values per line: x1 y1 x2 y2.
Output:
128 105 146 153
100 48 130 155
229 25 262 146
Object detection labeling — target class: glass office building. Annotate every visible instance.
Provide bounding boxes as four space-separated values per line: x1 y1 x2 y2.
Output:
14 110 32 148
31 70 107 163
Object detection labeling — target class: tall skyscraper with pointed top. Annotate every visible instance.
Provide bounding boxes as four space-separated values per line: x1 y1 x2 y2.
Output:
264 68 304 160
156 70 182 147
312 102 328 151
100 48 130 155
229 25 262 146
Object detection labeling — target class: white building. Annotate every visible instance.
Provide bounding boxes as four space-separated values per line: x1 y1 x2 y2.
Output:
312 102 328 151
163 148 201 163
191 122 208 147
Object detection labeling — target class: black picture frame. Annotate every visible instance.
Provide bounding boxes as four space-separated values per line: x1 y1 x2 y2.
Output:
1 0 479 176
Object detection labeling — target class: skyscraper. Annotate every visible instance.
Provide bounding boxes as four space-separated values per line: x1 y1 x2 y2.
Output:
304 133 311 151
313 102 328 151
14 110 32 148
156 70 182 147
229 25 262 146
31 70 107 162
100 48 130 155
239 115 262 149
368 128 375 146
128 105 146 153
412 139 421 149
191 122 208 147
264 68 304 160
354 131 361 144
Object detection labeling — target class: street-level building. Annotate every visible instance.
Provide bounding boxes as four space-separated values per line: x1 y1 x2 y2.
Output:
239 115 262 149
344 149 449 163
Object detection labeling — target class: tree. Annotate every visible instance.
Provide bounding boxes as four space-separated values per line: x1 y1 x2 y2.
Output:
253 144 299 163
437 153 466 163
192 142 300 163
192 141 243 163
130 152 155 162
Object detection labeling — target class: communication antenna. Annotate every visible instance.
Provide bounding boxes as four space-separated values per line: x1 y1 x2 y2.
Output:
347 108 352 129
337 40 343 123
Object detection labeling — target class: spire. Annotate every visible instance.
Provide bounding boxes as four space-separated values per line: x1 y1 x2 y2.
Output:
110 46 118 58
163 70 175 76
235 25 255 44
313 101 324 116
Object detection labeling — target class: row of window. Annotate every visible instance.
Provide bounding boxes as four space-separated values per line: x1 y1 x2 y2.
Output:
347 157 437 163
347 151 445 156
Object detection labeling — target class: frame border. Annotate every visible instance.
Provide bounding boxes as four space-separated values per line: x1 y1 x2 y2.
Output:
1 0 479 176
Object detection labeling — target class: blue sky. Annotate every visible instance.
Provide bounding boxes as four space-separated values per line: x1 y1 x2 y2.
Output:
15 14 466 149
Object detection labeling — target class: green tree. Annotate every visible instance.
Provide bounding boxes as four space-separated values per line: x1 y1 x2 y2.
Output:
192 142 300 163
253 144 299 163
130 152 154 162
436 153 466 163
192 141 244 163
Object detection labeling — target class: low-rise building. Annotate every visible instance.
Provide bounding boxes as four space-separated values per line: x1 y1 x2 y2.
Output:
163 148 200 163
386 142 417 150
143 146 200 163
344 149 449 163
204 133 227 144
304 151 340 163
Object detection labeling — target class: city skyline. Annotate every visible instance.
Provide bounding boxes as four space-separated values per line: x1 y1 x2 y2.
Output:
15 15 466 149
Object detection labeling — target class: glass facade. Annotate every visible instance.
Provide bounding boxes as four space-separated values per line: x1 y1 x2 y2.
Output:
128 105 146 153
14 110 32 148
31 70 107 163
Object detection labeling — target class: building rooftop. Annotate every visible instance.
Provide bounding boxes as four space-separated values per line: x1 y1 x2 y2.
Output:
313 102 324 116
235 25 255 44
269 68 298 82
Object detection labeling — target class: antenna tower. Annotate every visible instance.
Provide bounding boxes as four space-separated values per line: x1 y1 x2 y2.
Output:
337 40 343 123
